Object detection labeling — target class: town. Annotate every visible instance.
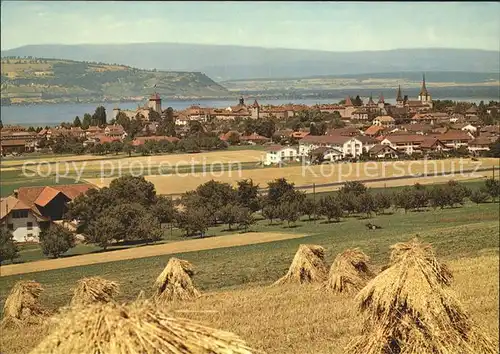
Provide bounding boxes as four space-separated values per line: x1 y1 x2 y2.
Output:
2 76 499 162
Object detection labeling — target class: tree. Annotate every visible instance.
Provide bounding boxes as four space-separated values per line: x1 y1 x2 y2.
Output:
483 178 500 202
277 202 301 227
300 198 318 221
0 228 19 264
237 207 255 231
237 179 260 212
446 180 470 207
89 203 162 247
488 139 500 158
262 203 279 225
353 95 363 106
123 141 134 157
109 141 123 155
73 116 82 127
356 192 376 217
340 181 367 196
469 189 490 205
82 113 92 129
394 188 415 213
92 106 107 126
39 224 76 258
152 196 176 225
175 207 210 237
148 109 161 122
374 193 392 214
216 204 242 230
338 191 360 215
267 178 296 205
318 195 343 222
108 176 157 206
227 132 240 145
411 184 429 211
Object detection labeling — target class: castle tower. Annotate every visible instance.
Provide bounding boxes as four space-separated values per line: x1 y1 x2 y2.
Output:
418 73 432 106
251 99 260 119
148 93 162 113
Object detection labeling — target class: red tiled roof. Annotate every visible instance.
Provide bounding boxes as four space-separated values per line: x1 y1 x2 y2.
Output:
16 184 94 209
132 136 180 146
383 134 426 144
420 138 445 149
34 186 62 207
0 196 31 220
300 135 353 145
364 125 386 136
1 140 28 146
431 130 473 142
240 133 269 141
265 145 289 152
344 96 353 107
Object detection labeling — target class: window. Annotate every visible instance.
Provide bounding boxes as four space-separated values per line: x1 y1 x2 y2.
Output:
27 222 33 230
12 210 29 219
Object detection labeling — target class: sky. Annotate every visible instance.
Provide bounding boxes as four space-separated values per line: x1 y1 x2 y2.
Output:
1 1 499 52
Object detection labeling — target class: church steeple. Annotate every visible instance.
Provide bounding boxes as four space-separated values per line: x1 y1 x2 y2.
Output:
396 85 403 102
419 73 429 96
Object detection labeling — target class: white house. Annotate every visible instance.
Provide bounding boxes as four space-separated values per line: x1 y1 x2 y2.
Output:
299 135 364 158
264 146 299 165
0 196 44 242
372 115 395 127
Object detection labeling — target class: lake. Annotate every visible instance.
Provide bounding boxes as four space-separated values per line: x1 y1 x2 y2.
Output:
0 97 496 126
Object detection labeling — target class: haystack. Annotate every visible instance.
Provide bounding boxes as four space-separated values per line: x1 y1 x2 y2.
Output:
274 244 328 285
346 238 497 354
324 248 374 293
1 280 48 327
70 276 119 306
30 300 256 354
153 257 201 303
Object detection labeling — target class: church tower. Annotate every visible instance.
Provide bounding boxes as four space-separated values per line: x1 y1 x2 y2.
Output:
396 85 404 108
418 74 432 106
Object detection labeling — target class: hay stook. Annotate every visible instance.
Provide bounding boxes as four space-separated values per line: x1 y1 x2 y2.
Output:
1 280 49 328
30 300 256 354
274 244 328 285
346 237 497 354
324 248 374 293
70 276 119 306
153 257 201 303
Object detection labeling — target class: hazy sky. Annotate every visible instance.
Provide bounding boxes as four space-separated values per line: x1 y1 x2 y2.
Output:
1 1 499 51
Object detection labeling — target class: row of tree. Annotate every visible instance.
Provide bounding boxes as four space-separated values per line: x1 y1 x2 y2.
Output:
1 176 499 263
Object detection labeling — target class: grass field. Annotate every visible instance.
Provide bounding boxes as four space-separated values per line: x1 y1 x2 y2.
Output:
0 232 307 277
0 169 77 197
86 158 499 195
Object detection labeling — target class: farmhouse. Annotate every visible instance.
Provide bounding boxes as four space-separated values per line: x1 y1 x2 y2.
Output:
0 196 46 242
310 146 343 163
299 135 364 158
264 145 299 165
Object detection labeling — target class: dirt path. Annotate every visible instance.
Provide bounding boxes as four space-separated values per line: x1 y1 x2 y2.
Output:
0 232 307 277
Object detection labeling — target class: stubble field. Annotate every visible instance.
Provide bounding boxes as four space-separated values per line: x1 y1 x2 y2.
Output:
86 157 499 195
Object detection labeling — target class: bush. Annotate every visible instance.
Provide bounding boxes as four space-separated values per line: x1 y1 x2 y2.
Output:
39 224 76 258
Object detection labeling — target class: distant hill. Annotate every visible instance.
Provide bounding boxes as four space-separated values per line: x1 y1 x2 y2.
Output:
2 44 499 81
0 58 230 105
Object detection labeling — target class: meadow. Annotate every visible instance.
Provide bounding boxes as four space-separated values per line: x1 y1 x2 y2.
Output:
0 202 498 353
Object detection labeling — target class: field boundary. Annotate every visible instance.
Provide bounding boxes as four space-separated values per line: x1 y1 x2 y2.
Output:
0 232 307 277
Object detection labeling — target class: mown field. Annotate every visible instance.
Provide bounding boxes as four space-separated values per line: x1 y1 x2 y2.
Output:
0 201 498 353
87 157 499 195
